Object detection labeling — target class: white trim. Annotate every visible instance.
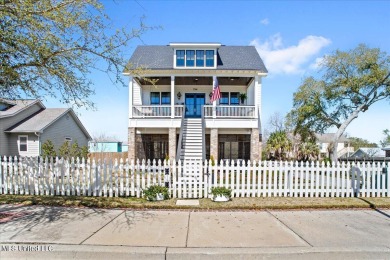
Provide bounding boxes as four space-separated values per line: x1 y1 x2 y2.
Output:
18 135 28 152
169 43 221 47
171 76 175 118
129 77 133 118
124 70 267 77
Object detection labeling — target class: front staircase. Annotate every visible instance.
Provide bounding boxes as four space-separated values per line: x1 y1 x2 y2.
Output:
179 118 203 161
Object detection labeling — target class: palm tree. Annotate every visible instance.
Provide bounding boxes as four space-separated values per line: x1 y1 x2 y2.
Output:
266 131 292 160
297 141 320 161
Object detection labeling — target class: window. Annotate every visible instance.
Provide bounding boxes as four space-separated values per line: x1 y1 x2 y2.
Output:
176 50 185 67
186 50 195 67
219 135 250 161
196 50 204 67
136 134 169 161
175 49 216 68
19 135 27 152
151 92 160 105
161 92 171 104
151 92 171 105
230 92 240 105
220 92 229 105
206 50 214 67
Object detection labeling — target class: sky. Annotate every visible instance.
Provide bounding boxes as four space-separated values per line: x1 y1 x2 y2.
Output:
45 0 390 144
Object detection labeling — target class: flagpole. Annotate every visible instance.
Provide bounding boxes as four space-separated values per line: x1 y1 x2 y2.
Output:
212 76 216 119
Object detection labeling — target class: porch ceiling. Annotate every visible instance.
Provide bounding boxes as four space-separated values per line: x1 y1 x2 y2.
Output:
138 76 253 86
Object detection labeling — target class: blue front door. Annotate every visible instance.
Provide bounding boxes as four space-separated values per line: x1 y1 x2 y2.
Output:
185 93 205 118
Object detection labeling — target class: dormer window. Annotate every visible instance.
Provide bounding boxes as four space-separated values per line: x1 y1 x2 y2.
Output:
196 50 204 66
186 50 195 67
206 50 215 67
174 48 216 68
176 50 185 67
174 49 215 68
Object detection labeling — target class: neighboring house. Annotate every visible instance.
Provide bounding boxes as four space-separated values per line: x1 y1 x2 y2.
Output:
125 42 267 161
0 99 91 157
316 133 354 159
89 141 124 153
383 147 390 157
122 144 129 153
350 147 386 158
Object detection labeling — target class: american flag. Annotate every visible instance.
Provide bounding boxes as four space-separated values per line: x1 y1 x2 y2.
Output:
210 76 221 102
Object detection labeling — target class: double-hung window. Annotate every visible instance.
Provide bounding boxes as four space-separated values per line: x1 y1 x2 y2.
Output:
230 92 240 105
220 92 229 105
206 50 215 67
161 92 171 105
151 92 160 105
151 92 171 105
196 50 204 67
186 50 195 67
176 50 185 67
19 135 27 152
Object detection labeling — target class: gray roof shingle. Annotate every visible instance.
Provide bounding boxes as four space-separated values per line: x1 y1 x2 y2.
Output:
0 99 43 117
6 108 68 132
126 45 268 72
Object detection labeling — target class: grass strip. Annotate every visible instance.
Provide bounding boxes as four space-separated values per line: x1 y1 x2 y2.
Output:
1 195 389 210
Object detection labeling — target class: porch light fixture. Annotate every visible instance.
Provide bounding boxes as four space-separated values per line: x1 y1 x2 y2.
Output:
177 92 182 100
209 92 212 98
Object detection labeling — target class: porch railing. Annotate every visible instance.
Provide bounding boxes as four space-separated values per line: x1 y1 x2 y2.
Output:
132 105 184 118
203 105 256 118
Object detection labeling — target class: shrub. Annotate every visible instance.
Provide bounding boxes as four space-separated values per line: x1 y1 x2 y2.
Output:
143 185 169 201
210 187 232 197
58 141 71 158
42 140 56 158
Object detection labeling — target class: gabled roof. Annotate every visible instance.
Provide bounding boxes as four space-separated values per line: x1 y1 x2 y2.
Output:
315 133 349 143
0 99 45 118
126 45 268 72
5 108 91 140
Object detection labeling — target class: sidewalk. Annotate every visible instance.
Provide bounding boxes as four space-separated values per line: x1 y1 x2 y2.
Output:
0 204 389 259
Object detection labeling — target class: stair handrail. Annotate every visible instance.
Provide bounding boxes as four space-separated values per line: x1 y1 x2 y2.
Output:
201 105 206 161
176 106 185 162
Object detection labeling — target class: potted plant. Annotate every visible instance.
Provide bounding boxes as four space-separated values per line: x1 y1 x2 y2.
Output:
143 185 169 201
210 187 232 202
239 93 247 105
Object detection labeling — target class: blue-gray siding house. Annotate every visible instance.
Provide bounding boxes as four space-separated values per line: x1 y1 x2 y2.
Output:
0 99 91 157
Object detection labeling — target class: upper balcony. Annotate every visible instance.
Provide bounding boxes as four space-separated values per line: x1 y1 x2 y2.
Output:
132 105 256 119
128 75 262 129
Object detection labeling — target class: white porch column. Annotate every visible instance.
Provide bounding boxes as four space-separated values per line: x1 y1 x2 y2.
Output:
212 76 216 118
171 76 175 118
129 76 133 118
254 75 260 119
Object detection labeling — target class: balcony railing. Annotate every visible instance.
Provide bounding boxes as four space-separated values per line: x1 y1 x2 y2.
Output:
132 105 184 118
203 105 256 118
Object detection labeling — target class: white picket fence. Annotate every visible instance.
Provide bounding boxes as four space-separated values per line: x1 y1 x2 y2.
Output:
1 156 389 198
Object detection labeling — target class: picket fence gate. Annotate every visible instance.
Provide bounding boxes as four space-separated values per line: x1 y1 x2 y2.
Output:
0 156 389 198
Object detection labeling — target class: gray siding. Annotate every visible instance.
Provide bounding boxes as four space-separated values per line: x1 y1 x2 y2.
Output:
41 112 89 153
0 103 42 156
7 133 40 157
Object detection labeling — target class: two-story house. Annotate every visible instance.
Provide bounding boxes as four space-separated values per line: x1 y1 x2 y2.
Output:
125 43 267 162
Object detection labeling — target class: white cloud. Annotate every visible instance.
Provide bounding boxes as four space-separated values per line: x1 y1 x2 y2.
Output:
309 57 325 70
250 34 331 75
260 18 269 25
